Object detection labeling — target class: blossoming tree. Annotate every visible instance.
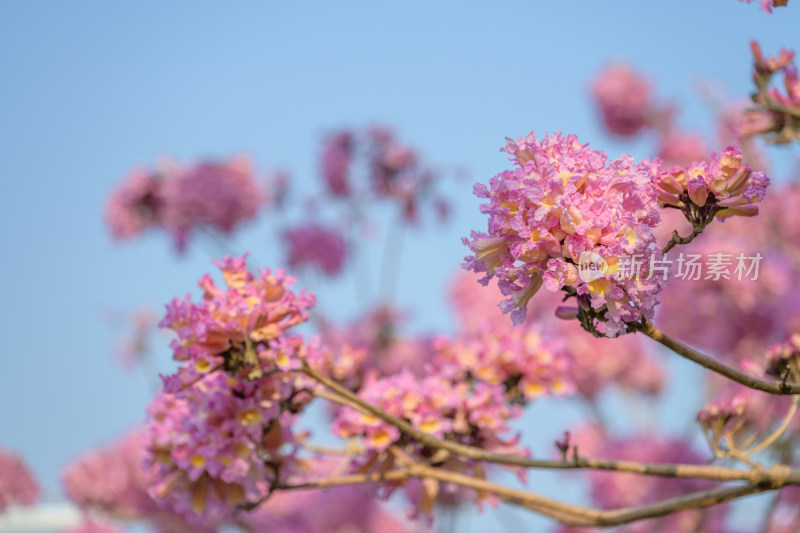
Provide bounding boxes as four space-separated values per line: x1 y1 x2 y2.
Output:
3 2 800 532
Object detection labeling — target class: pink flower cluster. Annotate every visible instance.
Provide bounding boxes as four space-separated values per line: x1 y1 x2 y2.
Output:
656 183 800 365
655 146 769 219
319 126 448 224
765 334 800 379
591 64 653 137
464 131 664 337
0 448 39 511
450 270 665 399
431 328 572 403
146 372 297 526
62 430 203 533
62 431 159 519
746 41 800 143
282 223 348 277
145 255 317 524
106 157 265 252
332 370 525 515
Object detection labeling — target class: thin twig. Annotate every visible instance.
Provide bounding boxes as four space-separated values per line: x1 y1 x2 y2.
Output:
745 396 800 457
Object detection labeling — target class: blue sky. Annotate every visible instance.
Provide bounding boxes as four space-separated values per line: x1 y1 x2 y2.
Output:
1 1 798 531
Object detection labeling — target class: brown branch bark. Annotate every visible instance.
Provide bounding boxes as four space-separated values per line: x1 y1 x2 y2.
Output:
638 323 800 395
304 364 800 484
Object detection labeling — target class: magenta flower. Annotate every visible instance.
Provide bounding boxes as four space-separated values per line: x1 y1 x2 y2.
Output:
591 63 653 137
105 169 165 240
146 256 319 524
62 431 159 519
0 448 39 511
464 131 664 336
283 223 348 276
320 131 354 197
162 157 264 251
333 368 526 516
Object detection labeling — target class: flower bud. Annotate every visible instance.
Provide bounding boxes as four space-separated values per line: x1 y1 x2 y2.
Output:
687 177 708 207
657 189 684 207
706 174 728 196
656 172 684 195
725 204 759 217
718 146 742 180
554 306 579 320
669 166 688 189
726 166 752 196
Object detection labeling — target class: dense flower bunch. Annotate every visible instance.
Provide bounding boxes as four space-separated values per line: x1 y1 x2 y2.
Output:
765 334 800 380
62 431 159 519
62 430 203 533
655 145 769 219
464 131 665 336
144 255 317 526
282 222 348 277
106 157 265 251
431 328 572 403
591 64 653 137
0 448 39 511
318 125 448 224
746 41 800 144
333 369 525 515
450 271 664 399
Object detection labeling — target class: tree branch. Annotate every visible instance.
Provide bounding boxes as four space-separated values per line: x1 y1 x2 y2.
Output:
302 363 800 485
637 322 800 395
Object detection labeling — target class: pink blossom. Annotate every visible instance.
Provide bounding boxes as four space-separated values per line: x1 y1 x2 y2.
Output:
62 430 205 533
449 271 664 398
105 169 165 240
591 64 653 136
283 223 348 276
320 131 354 197
162 157 263 251
332 369 526 516
146 256 318 525
62 431 159 519
0 448 39 511
464 131 665 336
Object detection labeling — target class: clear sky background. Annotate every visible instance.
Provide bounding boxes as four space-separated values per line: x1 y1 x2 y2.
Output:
1 2 799 532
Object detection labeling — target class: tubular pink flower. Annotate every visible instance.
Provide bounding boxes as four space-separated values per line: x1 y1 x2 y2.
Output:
687 176 708 207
